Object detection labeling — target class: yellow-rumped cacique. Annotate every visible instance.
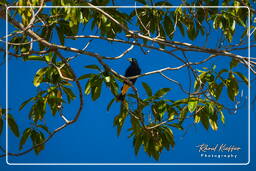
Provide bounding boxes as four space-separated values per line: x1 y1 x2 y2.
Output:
117 58 141 101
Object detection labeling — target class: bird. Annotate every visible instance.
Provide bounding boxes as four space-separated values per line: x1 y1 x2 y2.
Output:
117 58 141 101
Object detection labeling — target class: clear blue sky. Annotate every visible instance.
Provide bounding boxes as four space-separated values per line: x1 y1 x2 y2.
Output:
0 1 256 171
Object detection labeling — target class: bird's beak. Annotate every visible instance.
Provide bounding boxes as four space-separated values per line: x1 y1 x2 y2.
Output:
127 58 132 62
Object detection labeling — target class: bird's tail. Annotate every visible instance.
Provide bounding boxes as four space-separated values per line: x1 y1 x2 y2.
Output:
116 84 130 101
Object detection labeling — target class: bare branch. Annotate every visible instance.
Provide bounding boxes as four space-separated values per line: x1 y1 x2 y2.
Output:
104 43 134 60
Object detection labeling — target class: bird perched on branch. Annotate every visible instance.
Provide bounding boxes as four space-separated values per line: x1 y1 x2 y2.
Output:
117 58 141 101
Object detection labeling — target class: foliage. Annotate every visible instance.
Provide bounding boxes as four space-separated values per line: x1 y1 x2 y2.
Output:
0 0 253 160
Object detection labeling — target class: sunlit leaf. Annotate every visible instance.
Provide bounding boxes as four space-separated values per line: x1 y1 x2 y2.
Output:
209 118 218 131
220 111 225 124
188 100 198 113
107 98 115 112
84 80 91 95
133 134 142 155
33 68 48 87
194 114 200 123
62 86 76 103
216 82 224 100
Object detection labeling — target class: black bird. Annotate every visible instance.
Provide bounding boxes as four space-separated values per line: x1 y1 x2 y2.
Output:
117 58 141 101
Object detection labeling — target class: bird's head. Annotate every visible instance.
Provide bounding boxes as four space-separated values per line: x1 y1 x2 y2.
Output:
127 58 137 64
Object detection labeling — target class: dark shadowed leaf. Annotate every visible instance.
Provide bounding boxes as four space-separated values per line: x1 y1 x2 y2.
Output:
230 59 239 69
56 26 65 45
220 111 225 124
19 97 34 111
8 114 20 137
133 134 142 155
234 71 248 85
0 118 3 135
200 112 209 130
216 82 224 100
62 86 76 103
135 0 146 5
107 98 115 111
84 65 100 71
154 88 171 98
78 73 95 80
168 123 183 130
91 80 102 101
37 124 50 134
19 128 32 150
142 82 152 97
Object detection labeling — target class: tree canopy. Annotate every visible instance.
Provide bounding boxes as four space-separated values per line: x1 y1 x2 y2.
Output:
0 0 255 161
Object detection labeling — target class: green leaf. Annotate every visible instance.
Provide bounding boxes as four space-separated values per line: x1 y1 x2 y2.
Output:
208 103 215 115
177 22 185 36
194 71 207 90
179 106 188 124
168 123 183 130
216 82 224 100
230 59 239 69
133 134 142 155
84 80 91 95
19 97 34 111
30 130 40 154
62 86 76 103
84 65 100 71
45 55 52 62
33 68 48 87
91 80 102 101
163 15 174 39
37 124 49 133
107 98 115 112
78 74 95 80
19 128 32 150
56 26 65 45
24 56 45 61
104 76 111 83
227 75 239 101
209 118 218 131
114 102 128 136
135 0 146 5
110 80 119 96
0 118 3 135
164 127 175 148
188 100 198 113
234 72 248 85
154 88 171 98
8 114 20 137
194 114 200 123
213 15 219 29
142 82 152 97
220 111 225 124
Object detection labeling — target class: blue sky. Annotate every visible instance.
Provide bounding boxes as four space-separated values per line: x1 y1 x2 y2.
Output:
1 1 256 171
